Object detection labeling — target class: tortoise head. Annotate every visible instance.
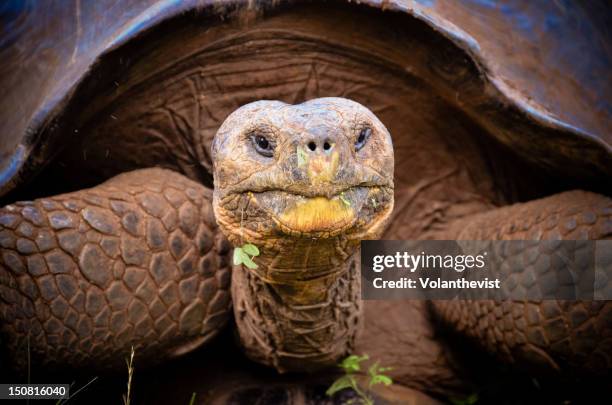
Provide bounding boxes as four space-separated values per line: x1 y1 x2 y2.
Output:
211 97 394 253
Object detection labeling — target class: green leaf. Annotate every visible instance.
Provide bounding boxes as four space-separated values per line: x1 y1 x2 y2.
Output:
339 193 351 207
367 361 379 378
370 374 393 387
241 253 258 269
297 146 309 167
233 247 245 266
242 243 260 256
326 375 355 396
340 354 368 373
368 361 393 389
233 247 258 269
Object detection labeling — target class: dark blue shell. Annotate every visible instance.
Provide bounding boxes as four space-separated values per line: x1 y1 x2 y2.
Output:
0 0 610 194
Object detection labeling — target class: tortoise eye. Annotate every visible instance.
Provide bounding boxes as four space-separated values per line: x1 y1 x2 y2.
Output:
355 127 372 151
251 134 274 157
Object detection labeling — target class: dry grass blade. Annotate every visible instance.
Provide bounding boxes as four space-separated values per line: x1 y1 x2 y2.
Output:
56 377 98 405
122 346 135 405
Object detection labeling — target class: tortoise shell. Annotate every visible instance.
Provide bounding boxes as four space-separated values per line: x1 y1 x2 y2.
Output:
0 0 610 200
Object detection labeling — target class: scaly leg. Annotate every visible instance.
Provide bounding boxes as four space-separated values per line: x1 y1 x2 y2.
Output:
358 190 611 397
434 190 612 374
0 168 232 370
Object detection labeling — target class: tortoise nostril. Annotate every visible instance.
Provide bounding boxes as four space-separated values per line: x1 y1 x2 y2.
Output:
323 141 332 151
307 141 317 151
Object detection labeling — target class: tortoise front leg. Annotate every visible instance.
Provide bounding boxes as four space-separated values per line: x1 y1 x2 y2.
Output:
359 190 611 396
0 168 232 370
434 190 612 374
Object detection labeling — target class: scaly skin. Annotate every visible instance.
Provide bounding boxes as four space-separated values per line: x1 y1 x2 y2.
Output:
434 190 612 375
0 168 232 369
358 190 612 396
212 98 394 371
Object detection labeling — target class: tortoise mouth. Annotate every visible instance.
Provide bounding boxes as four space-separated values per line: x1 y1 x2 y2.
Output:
248 185 393 237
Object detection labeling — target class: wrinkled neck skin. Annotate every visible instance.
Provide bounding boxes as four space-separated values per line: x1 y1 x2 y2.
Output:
231 236 362 373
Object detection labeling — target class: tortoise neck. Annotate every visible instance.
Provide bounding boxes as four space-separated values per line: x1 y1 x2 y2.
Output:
246 237 359 284
231 249 362 372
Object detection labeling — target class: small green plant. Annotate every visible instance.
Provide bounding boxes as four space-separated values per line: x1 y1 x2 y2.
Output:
450 393 479 405
233 243 260 269
326 354 393 405
122 346 135 405
339 193 351 207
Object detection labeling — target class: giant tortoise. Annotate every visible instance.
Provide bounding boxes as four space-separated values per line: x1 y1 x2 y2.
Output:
0 0 611 403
